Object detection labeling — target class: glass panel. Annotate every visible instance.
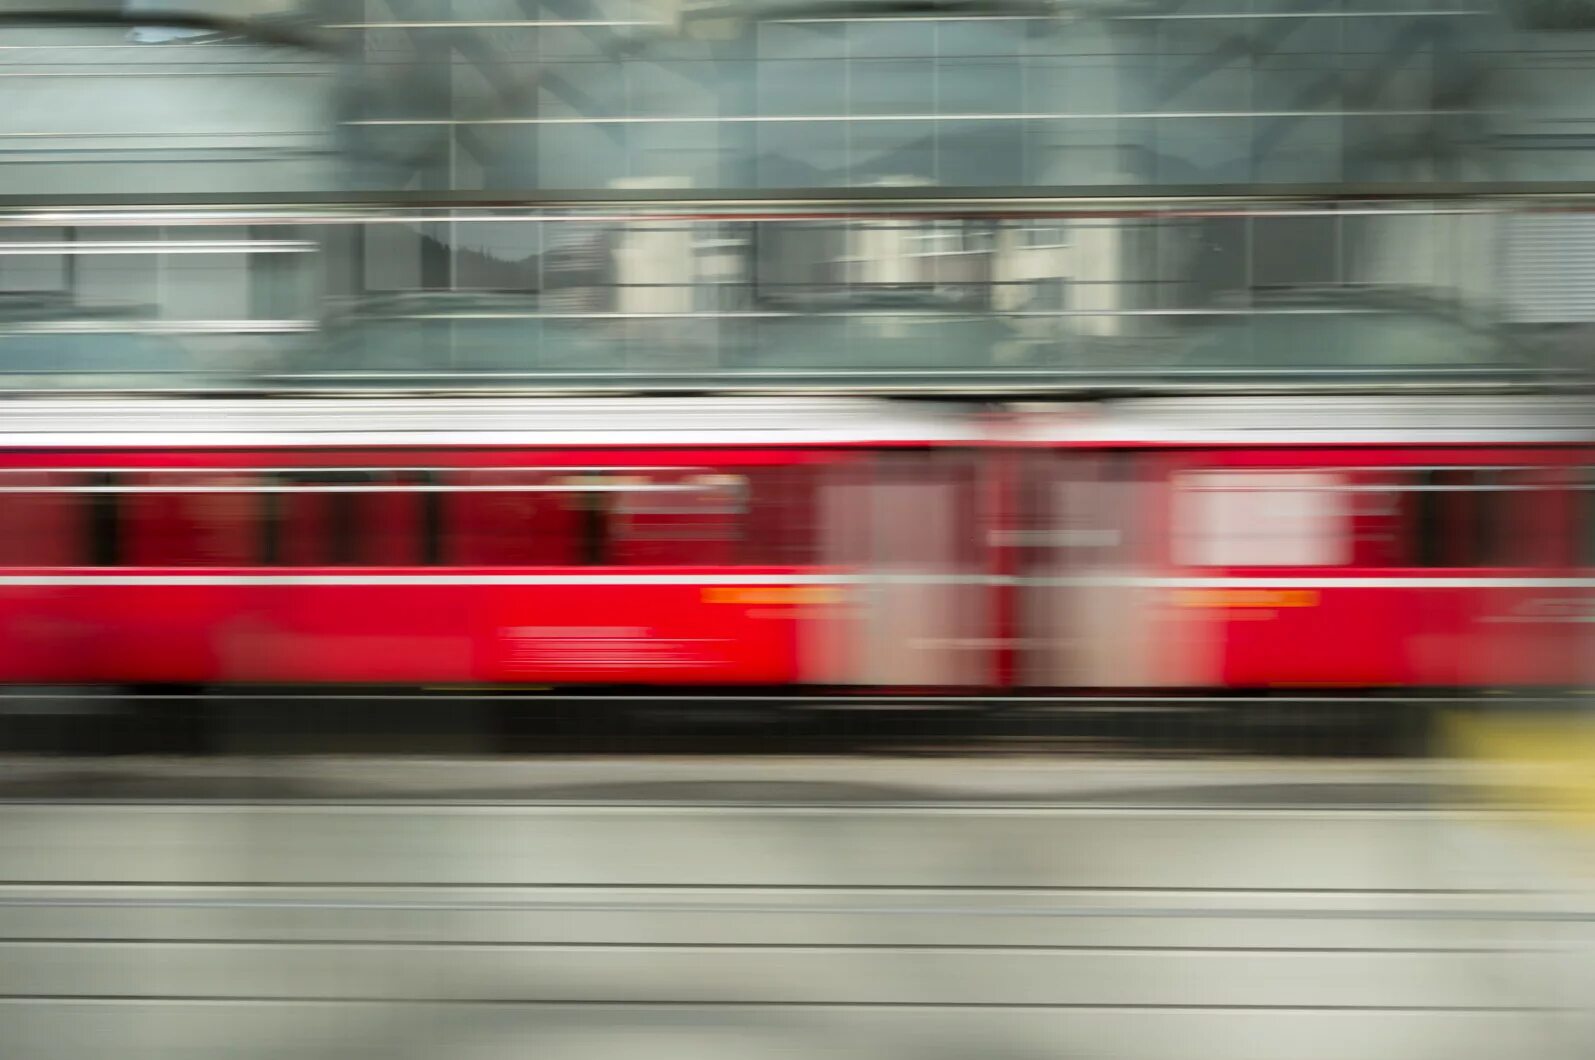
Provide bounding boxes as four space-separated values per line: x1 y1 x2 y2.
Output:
0 472 83 567
1175 471 1348 568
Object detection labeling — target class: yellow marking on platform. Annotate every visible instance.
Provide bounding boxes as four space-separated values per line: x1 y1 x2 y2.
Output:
1446 711 1595 828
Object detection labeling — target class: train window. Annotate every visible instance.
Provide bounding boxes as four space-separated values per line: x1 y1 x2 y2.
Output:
740 465 820 566
122 472 261 567
1580 472 1595 568
1347 473 1410 567
443 470 581 567
439 467 804 568
1472 469 1548 568
0 471 82 566
1174 471 1347 567
1405 469 1535 568
270 470 423 567
1409 470 1452 567
610 472 747 566
86 473 120 567
567 474 615 567
1515 467 1569 569
418 471 443 566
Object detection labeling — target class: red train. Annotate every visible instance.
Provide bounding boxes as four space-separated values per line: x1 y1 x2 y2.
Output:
0 395 1589 692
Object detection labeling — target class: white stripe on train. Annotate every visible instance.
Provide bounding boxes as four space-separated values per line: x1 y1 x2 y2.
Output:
0 574 1591 588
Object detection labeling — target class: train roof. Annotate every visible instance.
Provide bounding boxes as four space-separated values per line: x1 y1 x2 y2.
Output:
0 394 1588 450
0 396 985 448
1012 395 1595 445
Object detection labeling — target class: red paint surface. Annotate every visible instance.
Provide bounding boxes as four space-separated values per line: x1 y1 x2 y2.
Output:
0 569 823 685
0 440 1587 690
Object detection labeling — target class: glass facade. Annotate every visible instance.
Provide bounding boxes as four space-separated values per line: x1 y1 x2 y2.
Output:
5 1 1588 196
1 2 1594 389
0 201 1579 391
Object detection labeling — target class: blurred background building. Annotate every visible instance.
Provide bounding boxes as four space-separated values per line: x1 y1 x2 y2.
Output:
1 0 1594 387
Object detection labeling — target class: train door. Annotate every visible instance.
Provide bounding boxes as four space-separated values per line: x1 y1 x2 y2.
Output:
1013 451 1207 689
808 451 987 687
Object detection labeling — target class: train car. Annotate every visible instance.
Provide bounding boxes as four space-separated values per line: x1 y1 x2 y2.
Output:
0 393 1588 695
1009 395 1595 691
0 397 992 689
